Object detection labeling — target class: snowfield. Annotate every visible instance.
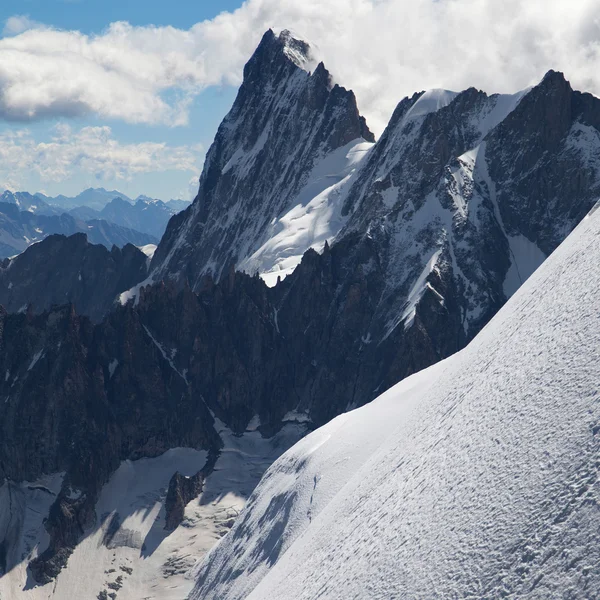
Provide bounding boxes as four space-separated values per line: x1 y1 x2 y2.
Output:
189 202 600 600
238 139 373 287
0 424 306 600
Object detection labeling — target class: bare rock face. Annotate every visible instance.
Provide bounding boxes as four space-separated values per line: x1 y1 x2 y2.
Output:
335 70 600 345
0 296 223 581
164 450 218 531
29 489 96 584
485 70 600 253
164 472 204 531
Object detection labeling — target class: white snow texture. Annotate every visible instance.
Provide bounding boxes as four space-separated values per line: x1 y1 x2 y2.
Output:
189 203 600 599
238 139 372 286
0 426 306 600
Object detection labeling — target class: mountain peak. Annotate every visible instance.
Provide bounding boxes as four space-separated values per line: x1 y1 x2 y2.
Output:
541 69 567 84
106 196 130 206
243 29 315 82
151 27 375 287
277 29 313 69
534 69 573 99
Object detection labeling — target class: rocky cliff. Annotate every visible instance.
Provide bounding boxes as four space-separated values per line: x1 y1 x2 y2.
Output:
151 29 374 288
336 70 600 347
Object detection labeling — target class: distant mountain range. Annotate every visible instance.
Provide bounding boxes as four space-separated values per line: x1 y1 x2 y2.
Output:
77 196 189 239
0 202 157 258
0 189 191 257
35 187 190 212
35 188 130 211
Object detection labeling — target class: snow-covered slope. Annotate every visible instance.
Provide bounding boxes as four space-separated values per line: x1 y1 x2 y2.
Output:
0 423 307 600
190 202 600 599
237 139 372 286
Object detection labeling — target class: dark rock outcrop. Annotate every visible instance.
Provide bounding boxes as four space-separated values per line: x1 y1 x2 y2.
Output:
0 233 149 322
0 296 223 580
29 488 95 584
336 71 600 344
486 70 600 253
164 472 204 531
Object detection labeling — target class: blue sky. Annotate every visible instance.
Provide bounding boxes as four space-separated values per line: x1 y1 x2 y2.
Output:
0 0 244 33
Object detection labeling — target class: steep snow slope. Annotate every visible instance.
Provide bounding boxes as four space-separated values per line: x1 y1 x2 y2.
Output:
238 139 372 286
190 202 600 600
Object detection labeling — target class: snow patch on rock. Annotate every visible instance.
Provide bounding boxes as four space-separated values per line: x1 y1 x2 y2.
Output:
239 139 373 286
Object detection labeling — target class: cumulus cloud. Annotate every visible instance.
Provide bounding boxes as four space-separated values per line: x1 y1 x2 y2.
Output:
1 1 600 132
0 124 201 189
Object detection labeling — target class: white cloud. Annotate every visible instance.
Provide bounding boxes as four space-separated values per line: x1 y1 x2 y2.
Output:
187 175 200 201
0 124 202 189
204 0 600 134
0 1 600 132
2 15 42 36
